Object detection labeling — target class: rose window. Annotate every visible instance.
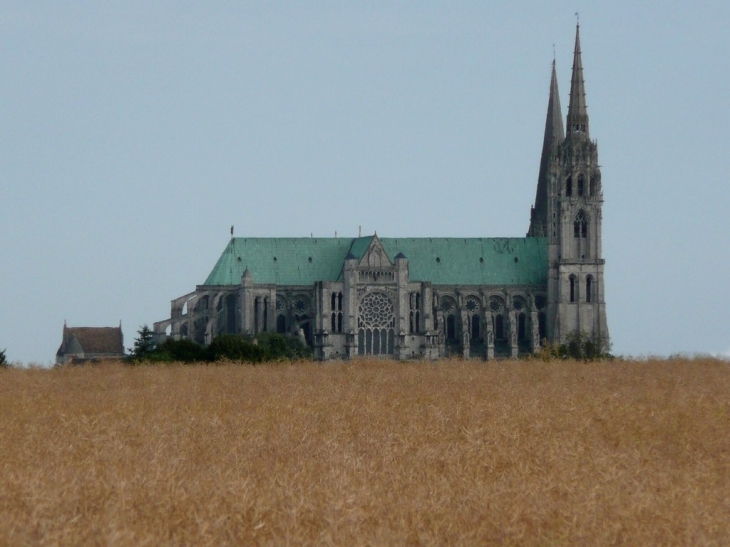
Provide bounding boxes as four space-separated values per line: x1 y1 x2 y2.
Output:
358 292 395 329
440 297 456 313
465 297 480 314
489 297 504 314
293 296 309 313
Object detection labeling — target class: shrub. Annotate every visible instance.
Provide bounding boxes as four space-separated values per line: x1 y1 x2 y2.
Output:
539 331 612 361
255 332 311 361
154 338 207 363
208 334 265 363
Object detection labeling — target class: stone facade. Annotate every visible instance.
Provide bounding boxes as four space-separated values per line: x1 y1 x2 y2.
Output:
153 25 608 360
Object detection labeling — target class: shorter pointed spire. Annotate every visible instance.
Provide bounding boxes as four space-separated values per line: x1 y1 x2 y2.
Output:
567 23 589 138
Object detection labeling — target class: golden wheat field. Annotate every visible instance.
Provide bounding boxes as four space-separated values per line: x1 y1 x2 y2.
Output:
1 358 729 546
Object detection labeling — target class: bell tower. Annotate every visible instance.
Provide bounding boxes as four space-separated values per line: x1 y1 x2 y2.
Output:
545 24 609 345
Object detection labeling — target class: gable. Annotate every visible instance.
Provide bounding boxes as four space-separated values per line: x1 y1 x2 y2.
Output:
358 235 393 268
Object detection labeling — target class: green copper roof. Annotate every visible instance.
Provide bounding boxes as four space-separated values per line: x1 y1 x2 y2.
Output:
203 236 547 287
203 238 354 286
380 238 547 285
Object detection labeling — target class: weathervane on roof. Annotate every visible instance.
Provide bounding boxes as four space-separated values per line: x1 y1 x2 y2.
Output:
230 225 234 240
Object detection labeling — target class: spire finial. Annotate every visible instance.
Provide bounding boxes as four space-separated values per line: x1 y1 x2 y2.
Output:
575 12 579 26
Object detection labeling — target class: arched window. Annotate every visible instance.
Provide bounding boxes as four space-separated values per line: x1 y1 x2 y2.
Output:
495 314 504 340
518 313 526 340
566 176 573 196
577 175 585 196
569 275 577 303
590 177 596 196
329 292 344 332
277 314 287 334
446 315 456 341
586 276 593 303
409 291 422 334
226 294 237 333
471 315 480 341
573 210 588 239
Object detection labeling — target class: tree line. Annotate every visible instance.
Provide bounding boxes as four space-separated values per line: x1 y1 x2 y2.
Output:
129 325 311 364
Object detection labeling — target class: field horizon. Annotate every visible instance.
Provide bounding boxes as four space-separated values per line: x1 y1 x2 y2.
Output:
2 358 729 545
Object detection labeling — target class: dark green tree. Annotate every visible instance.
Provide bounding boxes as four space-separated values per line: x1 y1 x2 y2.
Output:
129 325 156 360
0 348 7 368
155 338 206 363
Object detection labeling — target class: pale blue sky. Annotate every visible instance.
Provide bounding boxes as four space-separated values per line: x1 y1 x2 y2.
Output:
1 2 728 364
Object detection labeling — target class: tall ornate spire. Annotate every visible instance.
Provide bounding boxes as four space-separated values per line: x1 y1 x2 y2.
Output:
529 59 564 237
566 23 589 138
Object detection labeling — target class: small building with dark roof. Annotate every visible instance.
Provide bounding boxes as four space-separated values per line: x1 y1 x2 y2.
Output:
56 323 125 364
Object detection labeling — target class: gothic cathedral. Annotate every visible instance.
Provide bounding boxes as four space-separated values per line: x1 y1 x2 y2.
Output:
154 24 609 360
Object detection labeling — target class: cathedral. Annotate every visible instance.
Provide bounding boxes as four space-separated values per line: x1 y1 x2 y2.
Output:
153 25 609 360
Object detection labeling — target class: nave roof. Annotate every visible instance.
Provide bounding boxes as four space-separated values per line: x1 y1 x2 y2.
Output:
203 235 547 287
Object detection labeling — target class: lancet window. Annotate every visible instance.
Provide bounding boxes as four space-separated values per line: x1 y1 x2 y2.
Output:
489 296 506 341
569 275 577 303
465 296 481 342
409 291 421 334
330 291 343 333
440 296 458 342
586 276 593 303
573 210 588 239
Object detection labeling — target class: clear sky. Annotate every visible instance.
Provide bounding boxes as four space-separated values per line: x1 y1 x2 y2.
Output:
1 2 728 364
